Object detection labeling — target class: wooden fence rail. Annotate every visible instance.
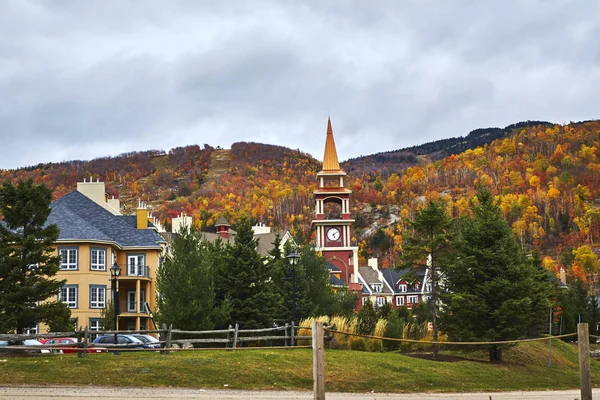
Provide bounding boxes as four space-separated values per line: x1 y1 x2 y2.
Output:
0 321 334 356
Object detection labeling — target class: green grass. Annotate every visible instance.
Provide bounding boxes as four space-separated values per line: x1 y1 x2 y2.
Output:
0 340 598 393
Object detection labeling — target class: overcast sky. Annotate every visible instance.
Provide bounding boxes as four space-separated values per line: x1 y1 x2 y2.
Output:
1 1 599 169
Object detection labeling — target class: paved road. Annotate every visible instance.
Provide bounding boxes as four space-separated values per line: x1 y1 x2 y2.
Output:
0 386 597 400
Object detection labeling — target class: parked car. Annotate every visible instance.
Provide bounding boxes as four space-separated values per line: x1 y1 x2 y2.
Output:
40 337 107 354
0 339 51 354
92 334 152 350
132 334 162 348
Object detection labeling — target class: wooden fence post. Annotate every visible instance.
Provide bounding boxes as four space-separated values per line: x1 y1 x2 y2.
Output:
233 323 239 348
227 325 233 348
82 327 89 358
578 323 592 400
77 329 83 358
328 324 337 350
165 324 173 354
284 323 289 347
159 324 167 355
291 321 296 347
312 321 325 400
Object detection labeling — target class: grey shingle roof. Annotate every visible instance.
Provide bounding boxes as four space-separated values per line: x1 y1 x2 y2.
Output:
48 191 165 249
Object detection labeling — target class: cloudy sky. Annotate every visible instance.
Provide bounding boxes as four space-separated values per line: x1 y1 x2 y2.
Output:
1 1 599 169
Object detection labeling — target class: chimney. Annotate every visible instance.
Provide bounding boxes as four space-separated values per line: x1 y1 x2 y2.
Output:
560 267 567 286
171 213 192 234
77 178 121 215
107 196 121 214
136 200 148 229
368 258 378 271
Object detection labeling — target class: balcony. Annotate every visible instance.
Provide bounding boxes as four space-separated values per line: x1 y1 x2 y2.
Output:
120 265 151 280
120 300 150 315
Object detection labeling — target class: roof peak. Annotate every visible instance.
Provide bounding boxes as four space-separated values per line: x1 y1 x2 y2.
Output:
322 117 342 172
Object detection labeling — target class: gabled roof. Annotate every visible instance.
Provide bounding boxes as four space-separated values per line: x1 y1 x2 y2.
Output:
358 266 393 295
381 267 427 294
47 191 165 249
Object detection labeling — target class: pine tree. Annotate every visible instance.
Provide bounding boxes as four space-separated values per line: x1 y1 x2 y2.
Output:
220 218 282 329
0 179 71 333
440 188 553 361
401 199 455 359
156 226 230 330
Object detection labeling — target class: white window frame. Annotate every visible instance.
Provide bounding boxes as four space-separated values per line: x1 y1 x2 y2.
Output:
426 283 432 292
376 297 385 307
90 286 106 308
398 284 407 293
407 295 419 304
372 284 382 293
59 285 78 308
59 248 78 270
396 296 404 306
127 254 145 276
126 290 145 313
90 249 106 271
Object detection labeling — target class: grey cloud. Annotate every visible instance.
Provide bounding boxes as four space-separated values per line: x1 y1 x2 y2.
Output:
1 0 600 169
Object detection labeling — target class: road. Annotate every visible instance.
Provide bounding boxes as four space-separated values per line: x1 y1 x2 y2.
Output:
0 386 597 400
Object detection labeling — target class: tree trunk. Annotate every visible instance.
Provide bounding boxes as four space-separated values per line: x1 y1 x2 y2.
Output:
488 346 503 362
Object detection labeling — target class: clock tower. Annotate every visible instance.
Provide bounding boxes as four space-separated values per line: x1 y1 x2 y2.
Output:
312 118 359 284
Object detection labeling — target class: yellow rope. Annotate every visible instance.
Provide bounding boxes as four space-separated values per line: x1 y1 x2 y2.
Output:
323 328 577 345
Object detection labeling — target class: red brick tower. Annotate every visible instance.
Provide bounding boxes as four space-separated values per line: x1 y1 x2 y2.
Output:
311 118 359 284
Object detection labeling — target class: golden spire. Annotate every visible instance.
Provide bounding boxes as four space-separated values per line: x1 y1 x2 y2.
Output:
322 117 342 172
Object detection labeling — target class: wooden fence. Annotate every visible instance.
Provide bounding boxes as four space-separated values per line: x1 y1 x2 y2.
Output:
0 322 335 357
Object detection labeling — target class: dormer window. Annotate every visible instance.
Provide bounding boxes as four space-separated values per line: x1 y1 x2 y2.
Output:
398 284 407 293
372 284 382 293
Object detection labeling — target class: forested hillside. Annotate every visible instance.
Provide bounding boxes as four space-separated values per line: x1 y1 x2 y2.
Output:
2 120 599 283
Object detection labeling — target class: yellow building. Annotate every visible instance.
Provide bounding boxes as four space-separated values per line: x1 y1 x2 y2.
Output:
38 179 166 334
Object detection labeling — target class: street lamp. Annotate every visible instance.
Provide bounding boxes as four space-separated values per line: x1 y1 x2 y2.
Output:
110 263 121 347
287 251 300 346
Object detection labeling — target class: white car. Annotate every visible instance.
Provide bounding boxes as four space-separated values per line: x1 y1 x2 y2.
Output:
0 339 51 354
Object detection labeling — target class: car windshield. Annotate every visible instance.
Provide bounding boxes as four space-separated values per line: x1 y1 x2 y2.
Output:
134 335 159 343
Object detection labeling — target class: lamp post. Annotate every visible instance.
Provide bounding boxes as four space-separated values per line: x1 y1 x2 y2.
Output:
110 263 121 347
287 251 300 346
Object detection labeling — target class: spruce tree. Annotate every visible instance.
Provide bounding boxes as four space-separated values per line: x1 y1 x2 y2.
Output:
156 226 230 330
440 188 553 361
401 199 455 359
0 179 71 333
220 218 282 329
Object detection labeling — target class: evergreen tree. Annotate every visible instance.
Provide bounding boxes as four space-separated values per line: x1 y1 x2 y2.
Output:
300 246 334 316
220 218 282 329
357 299 378 335
440 188 553 361
401 199 455 359
0 179 70 333
156 226 230 330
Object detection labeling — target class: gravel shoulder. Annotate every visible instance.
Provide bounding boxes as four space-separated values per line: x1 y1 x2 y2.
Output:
0 386 598 400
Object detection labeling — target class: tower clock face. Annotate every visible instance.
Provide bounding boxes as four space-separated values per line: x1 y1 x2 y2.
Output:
327 227 341 241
